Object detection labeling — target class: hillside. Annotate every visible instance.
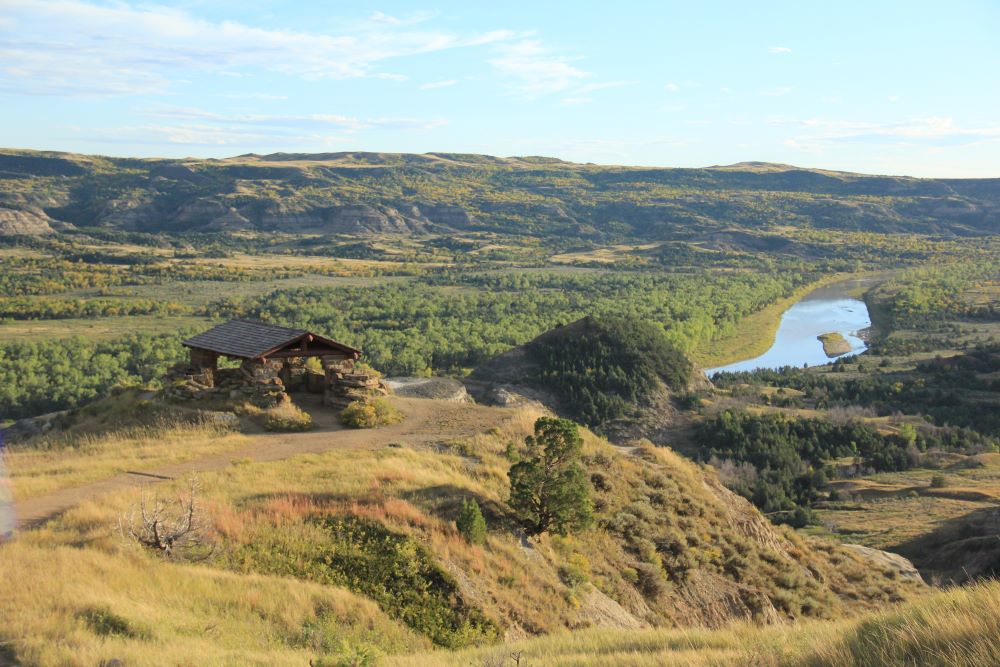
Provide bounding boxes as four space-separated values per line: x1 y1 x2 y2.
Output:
1 148 999 239
392 580 1000 666
468 315 702 442
0 392 923 664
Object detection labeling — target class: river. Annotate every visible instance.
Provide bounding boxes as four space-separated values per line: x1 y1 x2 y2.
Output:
707 278 874 375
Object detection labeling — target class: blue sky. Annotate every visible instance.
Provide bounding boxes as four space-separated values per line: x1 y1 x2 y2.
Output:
1 0 998 176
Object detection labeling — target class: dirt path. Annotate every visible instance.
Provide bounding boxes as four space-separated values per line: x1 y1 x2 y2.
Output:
13 396 513 529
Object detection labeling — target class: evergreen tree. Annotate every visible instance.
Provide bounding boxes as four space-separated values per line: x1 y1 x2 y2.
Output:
456 498 487 545
508 417 592 536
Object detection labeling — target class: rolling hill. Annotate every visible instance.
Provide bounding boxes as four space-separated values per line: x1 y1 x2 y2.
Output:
1 148 998 239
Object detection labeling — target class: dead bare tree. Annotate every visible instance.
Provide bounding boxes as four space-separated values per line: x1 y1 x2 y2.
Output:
119 476 211 559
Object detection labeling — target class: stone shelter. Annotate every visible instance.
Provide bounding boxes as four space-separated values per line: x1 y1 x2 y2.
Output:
166 320 385 408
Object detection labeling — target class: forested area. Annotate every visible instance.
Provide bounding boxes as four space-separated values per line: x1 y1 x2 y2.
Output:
713 343 1000 437
870 260 1000 328
0 297 190 320
527 316 692 426
694 411 997 525
205 269 810 376
0 334 186 419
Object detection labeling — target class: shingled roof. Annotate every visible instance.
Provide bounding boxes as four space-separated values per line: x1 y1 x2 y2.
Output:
182 320 360 360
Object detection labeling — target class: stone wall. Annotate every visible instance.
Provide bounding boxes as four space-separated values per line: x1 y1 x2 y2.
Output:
164 355 387 410
164 359 289 408
323 358 389 408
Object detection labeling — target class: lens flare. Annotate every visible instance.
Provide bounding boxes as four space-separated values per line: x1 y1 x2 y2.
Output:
0 430 14 541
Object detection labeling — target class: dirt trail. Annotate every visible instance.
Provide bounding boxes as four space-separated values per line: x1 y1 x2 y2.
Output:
13 396 513 529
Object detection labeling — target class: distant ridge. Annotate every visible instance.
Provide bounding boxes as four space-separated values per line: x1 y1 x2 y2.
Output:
0 147 997 237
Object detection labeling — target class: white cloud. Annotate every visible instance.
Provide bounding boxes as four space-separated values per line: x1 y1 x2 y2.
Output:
887 95 899 102
140 106 447 133
219 92 289 100
760 85 793 97
576 80 635 94
769 46 792 54
80 104 452 147
666 82 680 92
489 39 589 96
367 10 435 27
368 11 402 25
773 116 1000 152
0 0 515 96
420 79 458 90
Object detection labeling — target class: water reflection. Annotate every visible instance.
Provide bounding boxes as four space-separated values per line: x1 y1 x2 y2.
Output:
707 280 872 375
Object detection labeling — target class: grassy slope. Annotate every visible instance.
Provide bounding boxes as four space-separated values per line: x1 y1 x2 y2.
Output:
391 580 1000 667
811 453 1000 585
4 392 250 499
0 400 923 665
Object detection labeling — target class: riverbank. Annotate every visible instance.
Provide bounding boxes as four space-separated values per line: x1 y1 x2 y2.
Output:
692 273 869 369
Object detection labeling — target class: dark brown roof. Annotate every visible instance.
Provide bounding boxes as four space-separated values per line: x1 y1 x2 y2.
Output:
182 320 360 360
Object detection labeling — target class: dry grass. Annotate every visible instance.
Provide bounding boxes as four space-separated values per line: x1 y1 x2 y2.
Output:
0 315 214 342
189 252 412 273
6 421 248 499
0 538 421 666
390 581 1000 667
814 453 1000 550
0 404 931 663
549 243 662 265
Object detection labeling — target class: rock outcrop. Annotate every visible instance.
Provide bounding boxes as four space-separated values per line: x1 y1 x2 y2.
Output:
383 377 472 403
0 205 56 235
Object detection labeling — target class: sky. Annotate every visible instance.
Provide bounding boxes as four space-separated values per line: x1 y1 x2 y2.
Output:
1 0 998 177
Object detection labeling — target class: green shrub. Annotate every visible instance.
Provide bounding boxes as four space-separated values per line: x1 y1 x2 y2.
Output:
930 474 948 488
558 553 591 588
257 402 314 432
312 641 379 667
231 516 497 648
77 606 147 639
456 498 487 545
340 398 402 429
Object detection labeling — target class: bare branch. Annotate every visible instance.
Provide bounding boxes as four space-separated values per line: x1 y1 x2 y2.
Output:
118 476 212 560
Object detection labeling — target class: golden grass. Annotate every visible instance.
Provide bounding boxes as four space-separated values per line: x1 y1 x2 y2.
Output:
188 252 411 272
0 538 422 666
814 453 1000 552
0 314 215 342
548 243 662 265
389 581 1000 667
0 404 935 664
6 421 248 499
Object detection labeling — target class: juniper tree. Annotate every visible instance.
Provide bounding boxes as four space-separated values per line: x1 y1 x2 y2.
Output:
456 497 487 545
508 417 592 536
